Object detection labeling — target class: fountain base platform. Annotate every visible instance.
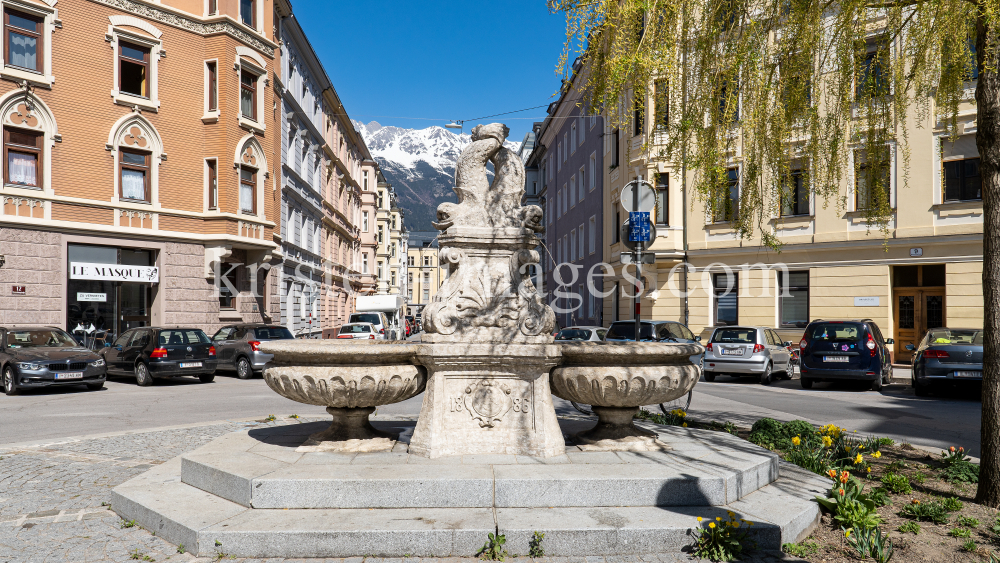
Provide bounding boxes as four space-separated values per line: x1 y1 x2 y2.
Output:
111 417 827 558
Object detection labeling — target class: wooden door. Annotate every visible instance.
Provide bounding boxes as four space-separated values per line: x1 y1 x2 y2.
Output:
893 288 946 363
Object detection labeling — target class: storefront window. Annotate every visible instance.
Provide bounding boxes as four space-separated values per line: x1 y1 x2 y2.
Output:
713 272 738 326
779 271 809 328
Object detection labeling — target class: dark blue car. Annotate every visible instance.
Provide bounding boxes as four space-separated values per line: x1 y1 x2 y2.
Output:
798 319 894 391
908 328 983 396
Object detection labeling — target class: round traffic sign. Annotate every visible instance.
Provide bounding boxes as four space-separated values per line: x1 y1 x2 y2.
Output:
619 181 657 213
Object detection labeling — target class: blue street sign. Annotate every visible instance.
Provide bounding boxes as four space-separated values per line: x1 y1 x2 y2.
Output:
629 212 651 242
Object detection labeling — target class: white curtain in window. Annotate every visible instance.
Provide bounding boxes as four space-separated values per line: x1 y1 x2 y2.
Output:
121 169 145 200
9 34 36 70
8 152 36 185
240 182 254 212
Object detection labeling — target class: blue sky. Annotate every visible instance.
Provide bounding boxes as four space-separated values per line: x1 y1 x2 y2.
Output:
293 0 571 142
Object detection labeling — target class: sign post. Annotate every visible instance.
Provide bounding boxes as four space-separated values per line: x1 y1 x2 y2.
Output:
619 179 655 342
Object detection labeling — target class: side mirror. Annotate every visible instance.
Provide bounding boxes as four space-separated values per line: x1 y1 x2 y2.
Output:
115 345 123 351
695 335 702 342
783 341 793 347
905 344 915 351
885 338 894 345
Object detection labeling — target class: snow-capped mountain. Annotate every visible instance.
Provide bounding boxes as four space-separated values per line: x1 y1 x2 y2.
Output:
355 121 521 231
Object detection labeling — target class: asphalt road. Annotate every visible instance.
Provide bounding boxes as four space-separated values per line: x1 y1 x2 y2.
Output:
0 352 983 456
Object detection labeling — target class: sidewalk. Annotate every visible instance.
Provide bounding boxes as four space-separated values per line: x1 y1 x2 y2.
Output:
0 417 804 563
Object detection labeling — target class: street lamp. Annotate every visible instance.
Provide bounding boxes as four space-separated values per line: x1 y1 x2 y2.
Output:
445 120 464 134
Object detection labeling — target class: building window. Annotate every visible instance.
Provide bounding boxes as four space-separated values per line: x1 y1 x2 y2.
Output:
781 169 810 216
655 173 668 225
613 282 620 321
589 216 596 254
206 61 218 112
207 159 218 209
377 261 383 280
4 127 40 187
362 253 369 274
240 166 256 214
220 264 238 309
119 149 150 201
208 0 217 15
612 129 620 167
614 209 621 243
855 152 890 210
569 176 576 207
570 229 576 262
363 170 369 190
713 272 738 326
857 40 890 100
714 168 739 222
633 93 644 136
240 70 257 120
655 80 668 130
362 211 369 232
718 80 739 123
119 42 150 98
578 223 585 259
579 115 585 143
391 271 396 287
779 271 809 328
570 122 577 153
562 133 568 162
943 158 982 202
579 166 586 201
5 9 40 73
240 0 255 28
423 255 430 266
589 154 596 191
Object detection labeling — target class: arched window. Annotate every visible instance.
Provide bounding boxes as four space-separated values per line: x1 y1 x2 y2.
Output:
0 91 57 195
107 113 163 206
234 134 268 218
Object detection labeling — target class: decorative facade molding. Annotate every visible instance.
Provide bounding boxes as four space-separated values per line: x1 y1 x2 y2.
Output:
108 14 162 38
236 46 266 69
89 0 275 58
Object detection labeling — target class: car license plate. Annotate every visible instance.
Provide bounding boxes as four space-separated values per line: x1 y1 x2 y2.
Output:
179 362 202 368
721 348 742 356
824 356 850 363
54 372 83 380
954 371 981 378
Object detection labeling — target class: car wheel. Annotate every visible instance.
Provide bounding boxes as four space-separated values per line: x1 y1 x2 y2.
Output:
236 357 253 380
2 365 17 396
800 377 813 389
86 381 105 391
199 374 216 383
914 381 931 396
760 363 772 386
870 373 883 392
135 362 153 387
704 373 716 382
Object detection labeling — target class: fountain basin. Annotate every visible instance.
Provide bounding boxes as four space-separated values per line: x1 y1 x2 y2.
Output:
550 341 703 451
262 341 426 452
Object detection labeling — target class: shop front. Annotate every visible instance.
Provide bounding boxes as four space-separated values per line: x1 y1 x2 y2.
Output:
66 243 159 348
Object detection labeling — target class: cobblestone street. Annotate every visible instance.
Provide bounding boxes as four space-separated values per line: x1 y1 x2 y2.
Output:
0 417 802 563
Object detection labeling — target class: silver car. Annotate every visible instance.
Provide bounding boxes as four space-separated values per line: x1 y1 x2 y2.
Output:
555 326 607 341
703 326 793 385
212 324 295 380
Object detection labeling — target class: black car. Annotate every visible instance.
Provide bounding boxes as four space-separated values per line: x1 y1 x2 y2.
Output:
100 327 218 386
908 328 983 396
605 320 704 367
798 319 894 390
1 326 108 395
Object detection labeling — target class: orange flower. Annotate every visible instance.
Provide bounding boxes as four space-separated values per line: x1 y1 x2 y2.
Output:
828 469 838 480
838 488 845 496
840 471 850 484
950 446 956 453
912 499 921 505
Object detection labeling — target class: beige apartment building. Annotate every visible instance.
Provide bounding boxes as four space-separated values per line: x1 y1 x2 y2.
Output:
603 84 984 363
405 233 444 318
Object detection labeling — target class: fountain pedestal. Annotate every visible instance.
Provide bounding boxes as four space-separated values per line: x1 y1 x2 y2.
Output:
409 344 564 458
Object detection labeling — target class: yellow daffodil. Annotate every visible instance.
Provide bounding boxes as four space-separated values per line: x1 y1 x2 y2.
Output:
867 467 872 473
822 436 833 448
716 517 722 521
873 451 882 459
748 521 754 526
845 529 852 538
682 422 688 427
792 436 801 446
854 453 864 464
709 522 716 529
697 517 703 522
727 511 735 517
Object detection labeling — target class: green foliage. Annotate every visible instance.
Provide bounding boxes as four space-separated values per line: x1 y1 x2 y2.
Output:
911 472 927 485
748 418 785 449
869 487 891 507
176 544 185 554
845 527 894 563
528 531 545 558
781 540 819 558
961 539 978 553
288 414 299 419
896 521 920 534
990 516 1000 535
264 414 275 422
120 519 137 529
957 515 980 528
942 496 964 512
899 500 950 524
692 514 755 562
635 408 687 427
129 550 142 561
941 446 970 466
709 420 740 435
880 474 912 494
942 461 980 484
478 532 508 561
785 444 830 475
815 476 882 531
949 527 972 538
884 460 908 474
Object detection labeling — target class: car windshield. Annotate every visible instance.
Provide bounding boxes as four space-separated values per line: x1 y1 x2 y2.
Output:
157 330 210 346
340 325 371 334
6 329 79 348
808 323 863 341
255 326 294 340
606 323 655 340
927 329 981 345
556 329 591 341
712 328 756 343
350 314 381 326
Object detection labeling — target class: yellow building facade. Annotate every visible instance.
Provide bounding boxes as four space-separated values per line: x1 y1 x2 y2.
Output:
405 237 445 318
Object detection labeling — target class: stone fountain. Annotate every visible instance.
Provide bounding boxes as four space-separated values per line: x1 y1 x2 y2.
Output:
110 123 827 559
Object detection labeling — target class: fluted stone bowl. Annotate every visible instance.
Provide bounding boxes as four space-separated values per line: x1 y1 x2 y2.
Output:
260 341 426 451
550 341 703 450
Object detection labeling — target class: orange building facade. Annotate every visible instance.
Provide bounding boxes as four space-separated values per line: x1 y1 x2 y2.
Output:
0 0 283 338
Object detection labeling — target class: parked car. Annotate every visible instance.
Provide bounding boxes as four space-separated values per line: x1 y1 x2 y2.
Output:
100 327 218 386
703 326 793 385
909 328 983 396
1 327 108 395
212 324 295 380
406 316 418 333
349 312 392 339
337 322 381 340
555 326 607 341
798 319 893 391
605 320 704 368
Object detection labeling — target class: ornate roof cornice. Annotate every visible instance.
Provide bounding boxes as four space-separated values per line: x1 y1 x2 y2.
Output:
89 0 276 58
